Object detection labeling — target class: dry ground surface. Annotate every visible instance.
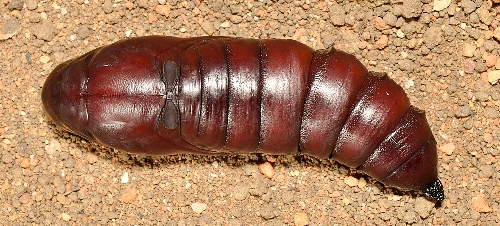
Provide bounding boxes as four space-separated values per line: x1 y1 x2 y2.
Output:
1 0 500 225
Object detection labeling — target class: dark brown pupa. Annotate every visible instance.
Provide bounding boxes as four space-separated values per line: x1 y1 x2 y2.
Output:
41 36 444 201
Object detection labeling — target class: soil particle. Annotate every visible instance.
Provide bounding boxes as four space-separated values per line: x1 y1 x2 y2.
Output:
423 26 444 47
399 0 423 18
102 0 113 14
0 18 21 40
233 184 250 201
191 202 207 214
329 4 346 26
120 187 138 203
294 212 309 226
462 0 477 14
259 204 276 220
7 0 23 11
414 197 434 218
484 106 499 118
488 70 500 84
258 162 275 179
31 20 55 41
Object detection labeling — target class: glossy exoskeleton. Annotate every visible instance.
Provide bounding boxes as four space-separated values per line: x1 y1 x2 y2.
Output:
42 36 444 201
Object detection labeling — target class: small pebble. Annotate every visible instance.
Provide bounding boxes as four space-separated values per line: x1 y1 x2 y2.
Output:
45 139 61 155
494 27 500 41
407 38 418 49
155 4 171 17
463 60 475 74
433 0 451 11
400 0 423 18
265 155 276 163
484 107 499 118
294 212 309 226
484 54 497 68
383 13 397 27
388 195 402 201
463 43 476 57
102 0 113 14
20 158 30 168
357 177 366 188
454 105 472 118
192 7 200 15
259 205 276 220
2 139 11 145
148 13 158 23
19 193 31 204
474 91 489 102
376 35 388 49
462 0 476 14
32 21 55 41
414 197 434 218
77 25 91 39
0 18 21 40
40 55 51 64
121 172 129 183
358 41 368 49
371 16 389 30
396 29 405 38
233 185 250 201
471 193 492 213
479 165 494 178
230 15 243 24
329 4 345 26
201 21 214 35
191 202 207 213
220 21 231 28
438 142 455 155
125 30 133 37
124 2 134 10
476 5 493 25
61 213 71 221
120 187 138 203
488 70 500 84
26 0 38 10
344 176 358 187
7 0 23 10
483 133 493 143
423 26 443 47
258 162 275 179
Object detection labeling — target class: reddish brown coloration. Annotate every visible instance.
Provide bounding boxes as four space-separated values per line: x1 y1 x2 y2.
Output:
42 36 444 200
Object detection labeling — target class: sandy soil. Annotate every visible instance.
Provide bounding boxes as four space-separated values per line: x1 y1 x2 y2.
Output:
1 0 499 225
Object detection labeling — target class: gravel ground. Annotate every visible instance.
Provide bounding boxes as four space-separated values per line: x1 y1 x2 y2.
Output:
1 0 500 225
